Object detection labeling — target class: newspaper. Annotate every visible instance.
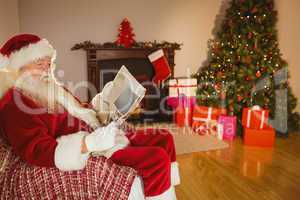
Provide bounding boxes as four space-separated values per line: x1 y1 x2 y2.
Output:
100 65 146 124
91 66 146 157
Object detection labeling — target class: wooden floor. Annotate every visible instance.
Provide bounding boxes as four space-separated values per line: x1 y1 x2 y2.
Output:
175 133 300 200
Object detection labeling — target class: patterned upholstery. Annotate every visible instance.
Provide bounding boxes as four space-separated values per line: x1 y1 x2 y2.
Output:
0 138 136 199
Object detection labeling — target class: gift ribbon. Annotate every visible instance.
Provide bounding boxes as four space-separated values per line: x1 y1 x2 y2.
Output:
184 107 190 126
194 121 218 136
246 106 265 129
193 107 213 122
170 78 197 97
169 84 198 88
195 123 209 135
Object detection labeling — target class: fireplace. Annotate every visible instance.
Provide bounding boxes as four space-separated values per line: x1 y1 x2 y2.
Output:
85 47 177 122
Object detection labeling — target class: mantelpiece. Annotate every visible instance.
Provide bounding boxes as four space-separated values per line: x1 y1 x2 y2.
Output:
72 42 181 122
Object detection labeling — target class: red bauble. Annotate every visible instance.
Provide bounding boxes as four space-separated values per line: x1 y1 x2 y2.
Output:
256 70 261 78
245 76 251 81
214 83 221 90
260 67 266 72
217 71 223 78
237 95 243 102
248 32 253 39
220 92 226 100
251 6 258 13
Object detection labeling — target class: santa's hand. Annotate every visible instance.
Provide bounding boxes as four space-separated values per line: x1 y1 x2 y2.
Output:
85 122 118 152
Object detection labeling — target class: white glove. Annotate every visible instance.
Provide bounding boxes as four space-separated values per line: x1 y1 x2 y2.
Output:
85 122 118 152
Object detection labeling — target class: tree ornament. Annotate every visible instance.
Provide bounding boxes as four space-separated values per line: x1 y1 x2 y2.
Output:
256 70 261 78
251 6 258 14
254 39 258 49
237 95 243 102
248 32 253 39
242 56 252 64
115 18 136 48
217 71 223 78
268 2 274 10
220 91 226 100
214 83 221 90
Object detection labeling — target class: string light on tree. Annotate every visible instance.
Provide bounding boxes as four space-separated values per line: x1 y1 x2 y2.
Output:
194 0 300 134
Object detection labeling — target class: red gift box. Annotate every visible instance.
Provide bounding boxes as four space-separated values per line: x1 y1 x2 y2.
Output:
193 106 227 121
243 127 275 147
175 105 193 127
242 106 269 129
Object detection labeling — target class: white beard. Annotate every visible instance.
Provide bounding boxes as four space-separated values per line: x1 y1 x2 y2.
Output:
15 75 64 113
13 73 100 129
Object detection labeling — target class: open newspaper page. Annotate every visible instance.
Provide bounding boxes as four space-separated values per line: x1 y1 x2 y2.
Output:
92 66 146 156
106 65 146 123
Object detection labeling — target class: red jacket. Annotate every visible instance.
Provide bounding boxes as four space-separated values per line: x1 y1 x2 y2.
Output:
0 88 92 168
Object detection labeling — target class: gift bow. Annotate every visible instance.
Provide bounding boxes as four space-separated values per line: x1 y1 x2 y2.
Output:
246 105 265 129
194 121 218 136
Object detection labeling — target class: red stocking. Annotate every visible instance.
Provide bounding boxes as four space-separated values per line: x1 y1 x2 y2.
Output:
148 49 171 84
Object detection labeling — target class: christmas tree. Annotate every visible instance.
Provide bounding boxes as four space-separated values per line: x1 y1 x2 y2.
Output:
115 18 136 48
194 0 300 135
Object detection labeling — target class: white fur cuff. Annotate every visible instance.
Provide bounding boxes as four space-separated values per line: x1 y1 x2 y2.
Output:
171 162 181 186
55 131 90 171
146 186 177 200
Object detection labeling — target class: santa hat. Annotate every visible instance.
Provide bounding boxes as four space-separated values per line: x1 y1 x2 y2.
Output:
0 34 56 71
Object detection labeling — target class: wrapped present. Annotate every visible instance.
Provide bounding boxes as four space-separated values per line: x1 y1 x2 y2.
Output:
242 105 269 129
218 115 237 140
168 78 197 97
243 127 275 147
167 95 196 109
192 121 209 135
192 120 219 136
193 106 227 122
175 105 193 127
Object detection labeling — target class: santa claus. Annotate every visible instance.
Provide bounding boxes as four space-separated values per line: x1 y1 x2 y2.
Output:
0 34 180 200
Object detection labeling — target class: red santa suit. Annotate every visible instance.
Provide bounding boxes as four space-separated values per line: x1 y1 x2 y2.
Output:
0 34 180 200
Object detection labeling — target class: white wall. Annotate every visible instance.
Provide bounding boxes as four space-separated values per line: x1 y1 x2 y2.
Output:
18 0 300 110
18 0 221 100
0 0 19 44
276 0 300 111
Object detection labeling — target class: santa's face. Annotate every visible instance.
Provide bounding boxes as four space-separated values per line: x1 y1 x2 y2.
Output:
19 56 52 79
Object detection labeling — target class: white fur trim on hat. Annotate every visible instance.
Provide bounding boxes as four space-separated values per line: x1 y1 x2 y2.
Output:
54 131 90 171
8 39 55 70
0 54 9 69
